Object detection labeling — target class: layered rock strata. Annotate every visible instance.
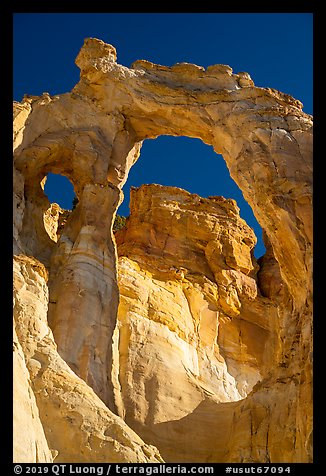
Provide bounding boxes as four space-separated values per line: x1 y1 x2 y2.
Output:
113 184 279 461
13 38 312 463
13 254 163 463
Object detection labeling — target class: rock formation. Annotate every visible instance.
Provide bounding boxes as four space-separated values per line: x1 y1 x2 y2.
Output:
13 253 163 463
13 38 312 463
113 184 279 462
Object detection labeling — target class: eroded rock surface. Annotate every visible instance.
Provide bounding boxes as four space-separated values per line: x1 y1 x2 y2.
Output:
113 184 279 461
13 38 312 463
13 254 163 463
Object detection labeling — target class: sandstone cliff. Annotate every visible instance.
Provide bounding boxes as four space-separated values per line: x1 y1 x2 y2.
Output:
113 184 279 462
13 38 312 463
13 253 163 463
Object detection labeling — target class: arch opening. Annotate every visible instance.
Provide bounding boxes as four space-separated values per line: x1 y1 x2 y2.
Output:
118 135 266 258
114 135 271 394
42 172 76 243
43 172 76 210
112 134 275 455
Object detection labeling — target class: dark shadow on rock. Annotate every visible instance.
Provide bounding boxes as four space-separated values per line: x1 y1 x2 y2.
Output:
127 397 240 463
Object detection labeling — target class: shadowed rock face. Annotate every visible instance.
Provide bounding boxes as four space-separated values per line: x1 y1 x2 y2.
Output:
13 38 312 463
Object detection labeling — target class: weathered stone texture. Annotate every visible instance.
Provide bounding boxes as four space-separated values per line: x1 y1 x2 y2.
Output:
13 38 312 463
112 184 279 461
13 254 163 463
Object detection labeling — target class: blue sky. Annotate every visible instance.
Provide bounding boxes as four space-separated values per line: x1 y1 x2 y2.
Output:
13 13 313 258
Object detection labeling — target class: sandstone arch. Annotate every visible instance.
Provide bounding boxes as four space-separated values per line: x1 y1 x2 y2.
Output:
13 38 312 462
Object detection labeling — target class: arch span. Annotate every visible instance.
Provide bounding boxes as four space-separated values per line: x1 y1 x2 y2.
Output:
13 38 312 462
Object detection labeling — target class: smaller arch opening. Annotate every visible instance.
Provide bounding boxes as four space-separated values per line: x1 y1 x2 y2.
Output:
43 172 76 210
42 173 76 242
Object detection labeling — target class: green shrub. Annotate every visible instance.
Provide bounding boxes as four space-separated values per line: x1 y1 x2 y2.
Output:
72 196 79 210
113 214 127 232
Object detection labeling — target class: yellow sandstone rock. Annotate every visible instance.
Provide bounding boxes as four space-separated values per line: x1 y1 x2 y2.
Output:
113 184 277 461
13 255 163 463
13 38 312 463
